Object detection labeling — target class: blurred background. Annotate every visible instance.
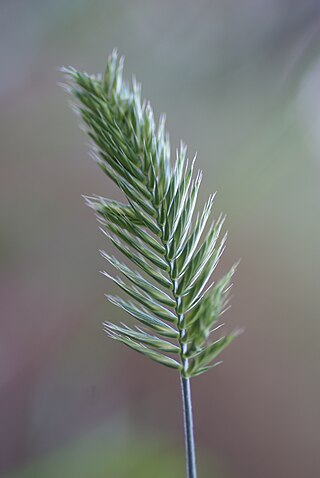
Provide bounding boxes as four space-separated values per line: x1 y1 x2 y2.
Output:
1 1 320 477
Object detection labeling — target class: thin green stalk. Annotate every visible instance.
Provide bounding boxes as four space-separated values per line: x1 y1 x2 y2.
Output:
181 376 197 478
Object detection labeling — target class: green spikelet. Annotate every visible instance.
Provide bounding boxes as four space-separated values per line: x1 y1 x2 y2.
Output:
62 50 239 379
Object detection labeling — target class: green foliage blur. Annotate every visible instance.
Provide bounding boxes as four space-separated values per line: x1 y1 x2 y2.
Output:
1 1 320 477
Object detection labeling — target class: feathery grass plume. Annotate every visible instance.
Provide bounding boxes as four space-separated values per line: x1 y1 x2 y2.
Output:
62 49 240 478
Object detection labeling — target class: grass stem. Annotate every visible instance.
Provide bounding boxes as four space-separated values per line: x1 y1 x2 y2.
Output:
181 376 197 478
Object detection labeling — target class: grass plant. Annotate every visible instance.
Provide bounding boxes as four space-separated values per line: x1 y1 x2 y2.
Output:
62 50 239 478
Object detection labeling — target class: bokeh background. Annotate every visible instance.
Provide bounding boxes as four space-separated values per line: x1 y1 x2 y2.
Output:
1 1 320 477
